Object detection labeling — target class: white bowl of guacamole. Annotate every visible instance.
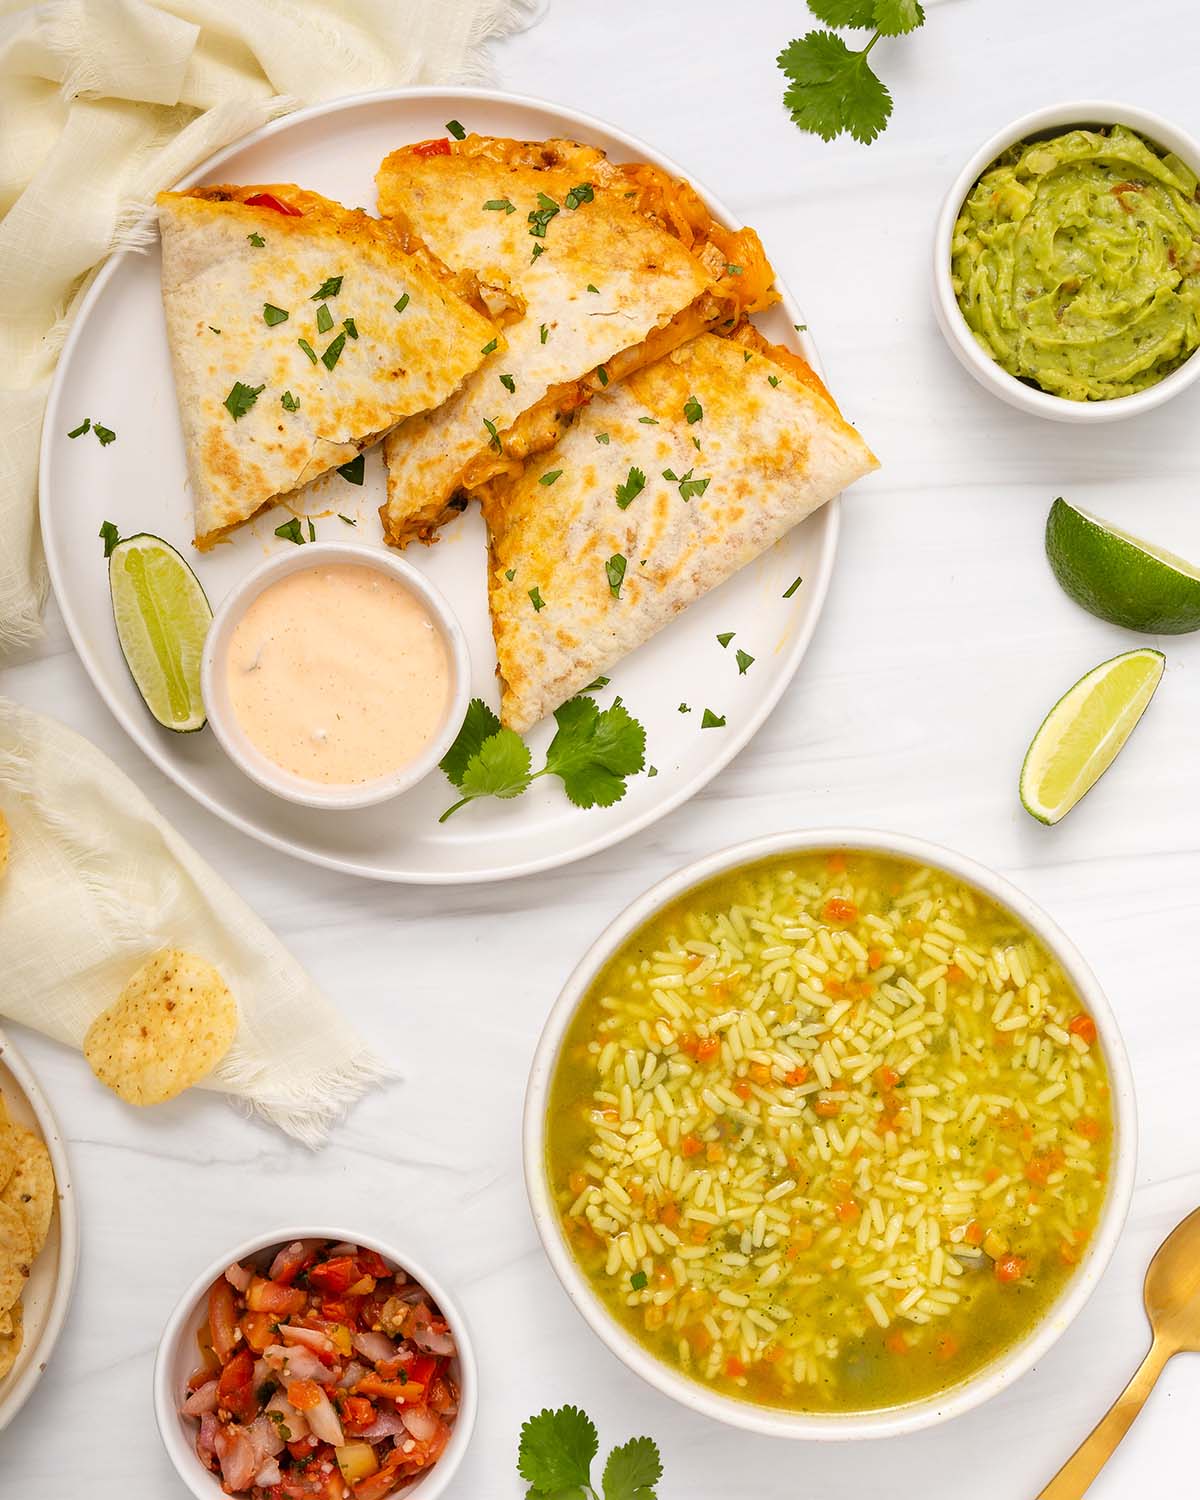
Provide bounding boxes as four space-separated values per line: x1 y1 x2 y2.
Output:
934 101 1200 421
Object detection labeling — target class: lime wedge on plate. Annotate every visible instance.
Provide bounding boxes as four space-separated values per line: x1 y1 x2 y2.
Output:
1020 648 1164 824
108 534 211 732
1046 497 1200 633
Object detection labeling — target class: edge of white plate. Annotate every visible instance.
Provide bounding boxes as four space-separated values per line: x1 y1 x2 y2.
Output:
40 85 841 885
0 1026 80 1434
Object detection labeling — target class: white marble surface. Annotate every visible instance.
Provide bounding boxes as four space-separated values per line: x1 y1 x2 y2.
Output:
4 0 1200 1494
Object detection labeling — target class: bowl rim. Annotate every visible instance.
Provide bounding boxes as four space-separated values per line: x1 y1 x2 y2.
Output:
199 542 471 811
523 828 1138 1441
152 1224 478 1499
931 98 1200 423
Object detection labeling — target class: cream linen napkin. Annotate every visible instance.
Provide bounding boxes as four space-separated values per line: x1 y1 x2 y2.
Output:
0 0 540 650
0 696 393 1145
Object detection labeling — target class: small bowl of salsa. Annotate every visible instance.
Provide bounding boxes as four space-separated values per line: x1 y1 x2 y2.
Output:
933 100 1200 421
201 542 470 809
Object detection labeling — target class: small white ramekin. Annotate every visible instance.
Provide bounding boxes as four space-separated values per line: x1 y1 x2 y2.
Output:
153 1226 477 1500
933 100 1200 423
200 543 470 810
524 829 1137 1441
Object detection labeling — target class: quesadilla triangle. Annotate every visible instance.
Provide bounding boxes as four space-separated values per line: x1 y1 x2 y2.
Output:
375 134 776 547
481 325 880 733
156 183 500 548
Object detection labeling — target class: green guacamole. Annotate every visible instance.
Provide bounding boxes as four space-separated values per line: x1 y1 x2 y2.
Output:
952 124 1200 400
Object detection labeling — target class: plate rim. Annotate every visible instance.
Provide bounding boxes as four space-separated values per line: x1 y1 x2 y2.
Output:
39 84 841 885
0 1025 80 1434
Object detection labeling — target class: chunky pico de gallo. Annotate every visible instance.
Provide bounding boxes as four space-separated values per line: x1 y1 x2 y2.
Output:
181 1240 459 1498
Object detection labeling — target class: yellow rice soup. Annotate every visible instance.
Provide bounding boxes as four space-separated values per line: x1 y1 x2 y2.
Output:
545 851 1112 1412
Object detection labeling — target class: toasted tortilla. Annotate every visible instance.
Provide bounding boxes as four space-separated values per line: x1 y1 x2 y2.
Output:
156 184 499 548
481 326 879 731
376 136 775 546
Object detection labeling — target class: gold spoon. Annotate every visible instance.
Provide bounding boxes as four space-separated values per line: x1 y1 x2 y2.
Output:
1037 1205 1200 1498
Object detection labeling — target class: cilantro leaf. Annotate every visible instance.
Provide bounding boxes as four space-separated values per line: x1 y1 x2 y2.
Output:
874 0 925 34
601 1436 663 1500
717 631 735 648
484 197 516 214
528 191 561 238
544 697 646 809
446 119 466 140
440 698 501 788
316 303 334 334
247 231 265 247
321 332 347 369
684 394 703 424
615 467 645 509
518 1407 598 1494
281 390 299 411
540 323 550 343
337 454 365 485
582 675 610 691
223 381 264 420
343 318 358 339
736 648 755 674
779 29 893 145
439 730 532 821
98 519 120 556
783 574 804 598
263 303 288 326
500 372 516 393
806 0 876 24
540 469 563 486
565 182 594 210
606 553 627 598
595 432 610 445
311 276 343 299
529 586 546 612
394 292 410 314
68 418 90 438
701 708 726 728
483 417 502 453
298 338 318 363
93 422 116 446
274 518 305 545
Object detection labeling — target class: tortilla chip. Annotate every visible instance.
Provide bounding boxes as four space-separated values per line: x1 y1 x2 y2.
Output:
83 948 237 1107
1 1128 55 1256
0 1300 23 1381
0 811 9 880
0 1123 17 1196
0 1201 32 1312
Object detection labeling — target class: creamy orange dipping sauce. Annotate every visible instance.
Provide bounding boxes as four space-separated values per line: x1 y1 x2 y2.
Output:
225 563 450 785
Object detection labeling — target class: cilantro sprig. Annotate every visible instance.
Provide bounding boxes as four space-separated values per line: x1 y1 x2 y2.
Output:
778 0 925 145
439 696 646 821
518 1405 661 1500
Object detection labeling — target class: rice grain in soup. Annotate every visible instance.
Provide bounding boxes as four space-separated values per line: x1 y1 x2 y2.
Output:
545 851 1112 1412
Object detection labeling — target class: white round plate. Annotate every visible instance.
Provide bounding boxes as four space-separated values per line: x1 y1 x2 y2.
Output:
41 88 839 884
0 1027 79 1433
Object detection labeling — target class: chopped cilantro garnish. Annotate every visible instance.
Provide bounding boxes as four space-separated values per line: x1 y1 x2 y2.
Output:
274 517 305 544
615 466 645 509
316 303 334 334
744 350 753 362
311 276 343 299
630 1270 648 1290
499 372 516 393
298 338 318 363
539 469 563 486
586 283 599 294
247 231 265 247
717 631 735 648
794 322 808 331
483 417 502 453
529 586 546 612
647 765 658 777
726 263 743 275
281 390 299 411
595 432 610 445
394 292 410 314
663 468 709 501
321 332 346 369
263 303 288 326
68 418 90 438
684 394 703 424
596 365 609 387
93 422 116 446
337 454 365 485
98 519 119 556
768 374 781 387
564 182 594 210
582 676 610 691
606 554 627 598
638 416 658 424
343 317 358 339
223 382 263 421
307 518 316 542
678 703 691 714
481 337 498 355
339 513 357 526
701 709 726 728
208 326 221 334
783 575 803 598
531 243 545 262
446 119 466 140
539 323 550 343
505 567 516 581
528 191 560 238
736 649 755 674
484 197 516 214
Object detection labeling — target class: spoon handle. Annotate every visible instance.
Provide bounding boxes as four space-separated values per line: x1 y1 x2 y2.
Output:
1036 1338 1172 1499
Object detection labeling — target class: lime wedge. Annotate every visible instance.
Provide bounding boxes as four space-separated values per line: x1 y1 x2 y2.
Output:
1046 497 1200 633
109 534 211 732
1020 648 1164 824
